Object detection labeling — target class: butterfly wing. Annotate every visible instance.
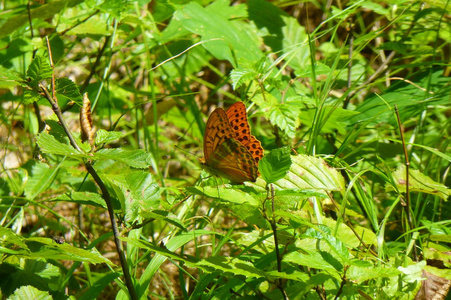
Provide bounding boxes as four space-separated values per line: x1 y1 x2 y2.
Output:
226 102 264 164
202 106 257 183
208 138 258 183
203 107 235 163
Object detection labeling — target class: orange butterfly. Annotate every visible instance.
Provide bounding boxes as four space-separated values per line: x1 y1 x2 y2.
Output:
200 102 263 184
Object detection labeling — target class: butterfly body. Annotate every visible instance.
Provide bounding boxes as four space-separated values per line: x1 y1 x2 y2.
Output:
201 102 263 184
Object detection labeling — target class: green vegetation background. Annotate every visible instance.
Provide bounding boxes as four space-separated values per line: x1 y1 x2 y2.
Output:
0 0 450 299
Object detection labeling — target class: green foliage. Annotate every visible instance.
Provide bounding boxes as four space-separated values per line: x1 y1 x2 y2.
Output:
0 0 450 299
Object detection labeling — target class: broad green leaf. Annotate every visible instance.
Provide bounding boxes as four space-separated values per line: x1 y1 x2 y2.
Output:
323 218 377 247
24 162 60 201
274 155 345 193
8 285 52 300
281 16 310 71
398 260 426 283
94 148 152 168
284 249 341 275
347 265 400 282
187 186 260 207
95 129 124 145
304 225 350 265
26 56 52 83
388 165 450 200
0 65 24 83
2 231 112 265
230 66 258 90
174 1 263 67
253 93 301 138
197 256 265 279
55 77 83 106
259 147 292 183
248 0 289 52
106 171 160 222
350 70 451 126
36 132 85 158
0 0 84 38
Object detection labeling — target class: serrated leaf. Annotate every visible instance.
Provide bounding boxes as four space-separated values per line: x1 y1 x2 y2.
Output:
95 129 124 145
8 285 52 300
37 132 86 158
230 67 257 89
106 171 160 222
259 146 292 183
253 96 301 138
26 56 52 83
55 77 83 106
347 265 400 283
389 165 450 200
274 155 345 193
3 232 113 265
94 149 151 168
23 90 45 104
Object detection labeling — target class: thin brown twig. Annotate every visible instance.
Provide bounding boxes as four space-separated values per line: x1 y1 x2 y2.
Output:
42 38 138 300
266 184 288 300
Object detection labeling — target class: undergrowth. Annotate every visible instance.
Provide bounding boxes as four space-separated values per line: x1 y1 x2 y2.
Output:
0 0 450 299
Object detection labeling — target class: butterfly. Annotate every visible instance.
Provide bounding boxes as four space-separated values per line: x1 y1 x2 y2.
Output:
200 101 263 184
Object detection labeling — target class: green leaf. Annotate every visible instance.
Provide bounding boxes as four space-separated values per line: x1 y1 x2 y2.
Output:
52 191 107 208
1 228 113 265
24 162 60 201
95 129 124 145
135 230 216 298
8 285 52 300
106 171 161 222
36 132 86 158
197 256 266 279
78 272 121 300
281 16 310 71
274 155 345 193
55 77 83 106
230 66 258 89
347 265 400 282
140 210 187 232
388 165 450 200
248 0 289 52
284 248 341 274
253 93 301 138
26 56 52 83
94 149 152 168
0 0 84 38
0 65 24 83
259 147 292 183
187 186 260 207
350 70 451 126
174 1 263 67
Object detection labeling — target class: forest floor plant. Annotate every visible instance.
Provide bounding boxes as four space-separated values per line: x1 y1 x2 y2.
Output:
0 0 450 299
